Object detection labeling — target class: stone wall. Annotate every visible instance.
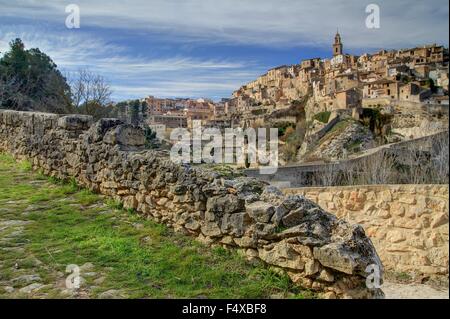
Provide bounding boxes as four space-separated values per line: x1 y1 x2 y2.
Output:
0 109 383 299
245 130 449 187
284 185 449 277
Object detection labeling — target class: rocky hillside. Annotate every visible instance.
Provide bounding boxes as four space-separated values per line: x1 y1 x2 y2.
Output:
299 118 375 162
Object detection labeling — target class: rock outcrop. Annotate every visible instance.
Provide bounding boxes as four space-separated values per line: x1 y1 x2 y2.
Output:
0 109 384 298
301 119 375 162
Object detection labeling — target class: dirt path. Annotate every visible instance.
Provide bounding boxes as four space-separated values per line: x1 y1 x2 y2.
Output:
383 281 449 299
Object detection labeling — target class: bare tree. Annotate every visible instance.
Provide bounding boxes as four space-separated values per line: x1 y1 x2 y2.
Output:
68 69 112 108
314 163 339 186
354 150 397 185
403 146 431 184
0 76 22 108
66 69 113 120
430 132 449 184
340 161 359 185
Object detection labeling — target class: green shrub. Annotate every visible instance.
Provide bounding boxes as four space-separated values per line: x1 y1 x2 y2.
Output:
313 111 331 124
144 127 157 149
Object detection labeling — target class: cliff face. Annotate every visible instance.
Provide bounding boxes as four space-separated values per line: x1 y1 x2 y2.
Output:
0 109 384 298
300 119 375 162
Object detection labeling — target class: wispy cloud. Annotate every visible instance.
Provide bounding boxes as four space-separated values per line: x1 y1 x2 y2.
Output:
1 0 448 48
0 25 264 100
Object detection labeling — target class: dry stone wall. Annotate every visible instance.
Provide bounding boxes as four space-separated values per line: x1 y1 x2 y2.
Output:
0 109 384 299
284 185 449 277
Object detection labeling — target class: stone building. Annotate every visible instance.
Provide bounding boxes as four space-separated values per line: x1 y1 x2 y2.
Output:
332 31 343 57
399 82 422 102
149 113 187 128
363 79 399 100
186 109 211 127
335 88 360 109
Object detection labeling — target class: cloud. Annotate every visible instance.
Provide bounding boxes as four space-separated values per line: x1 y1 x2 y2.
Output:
1 0 448 48
0 25 264 100
111 81 240 100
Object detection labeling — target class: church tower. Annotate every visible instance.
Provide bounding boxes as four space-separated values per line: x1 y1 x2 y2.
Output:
333 30 343 56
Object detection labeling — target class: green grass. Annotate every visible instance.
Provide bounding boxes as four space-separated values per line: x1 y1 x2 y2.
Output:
345 139 363 153
386 271 413 283
313 111 331 124
302 119 352 161
275 225 289 233
198 164 245 179
316 118 355 146
0 153 315 299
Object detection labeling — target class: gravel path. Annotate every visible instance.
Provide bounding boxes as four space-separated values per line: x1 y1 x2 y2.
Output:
383 281 449 299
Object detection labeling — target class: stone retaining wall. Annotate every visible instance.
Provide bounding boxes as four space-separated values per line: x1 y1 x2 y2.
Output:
245 130 448 187
284 185 449 277
0 109 384 298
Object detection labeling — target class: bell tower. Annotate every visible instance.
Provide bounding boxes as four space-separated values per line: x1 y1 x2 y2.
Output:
333 30 343 56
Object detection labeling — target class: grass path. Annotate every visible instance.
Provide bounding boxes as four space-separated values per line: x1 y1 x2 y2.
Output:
0 153 314 299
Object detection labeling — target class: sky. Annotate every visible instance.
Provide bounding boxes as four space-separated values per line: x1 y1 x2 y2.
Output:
0 0 448 102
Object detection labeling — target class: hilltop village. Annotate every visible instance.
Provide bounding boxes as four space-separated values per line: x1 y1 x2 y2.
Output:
118 32 449 164
230 32 448 116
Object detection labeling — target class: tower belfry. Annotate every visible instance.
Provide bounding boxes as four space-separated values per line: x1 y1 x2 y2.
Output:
333 30 343 56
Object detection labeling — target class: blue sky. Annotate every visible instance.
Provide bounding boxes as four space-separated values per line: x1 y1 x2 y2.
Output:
0 0 448 102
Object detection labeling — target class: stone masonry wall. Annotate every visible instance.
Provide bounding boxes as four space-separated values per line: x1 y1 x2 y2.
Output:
0 109 384 299
284 185 449 277
245 130 448 187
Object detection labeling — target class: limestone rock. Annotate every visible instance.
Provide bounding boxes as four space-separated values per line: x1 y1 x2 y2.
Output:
270 205 288 226
201 221 222 238
19 283 44 293
314 224 383 277
206 194 244 216
258 240 305 270
87 118 123 143
185 219 200 231
103 124 145 148
246 201 275 223
58 115 93 131
221 212 252 237
318 269 335 282
98 289 126 299
12 274 41 286
282 208 306 228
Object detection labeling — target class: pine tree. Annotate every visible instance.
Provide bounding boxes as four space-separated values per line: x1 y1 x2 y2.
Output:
0 38 73 113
